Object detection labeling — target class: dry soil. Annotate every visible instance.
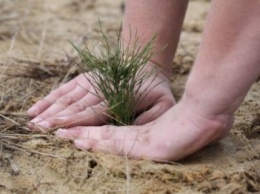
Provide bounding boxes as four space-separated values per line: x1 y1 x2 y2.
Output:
0 0 259 193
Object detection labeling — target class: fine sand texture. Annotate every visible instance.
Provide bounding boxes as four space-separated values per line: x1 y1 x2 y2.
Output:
0 0 259 193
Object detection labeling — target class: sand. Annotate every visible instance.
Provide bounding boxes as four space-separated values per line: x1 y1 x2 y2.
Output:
0 0 259 193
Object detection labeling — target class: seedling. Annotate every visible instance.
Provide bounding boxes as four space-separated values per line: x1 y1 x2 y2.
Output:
72 25 162 126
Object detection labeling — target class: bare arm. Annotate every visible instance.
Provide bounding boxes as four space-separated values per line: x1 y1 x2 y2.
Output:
123 0 188 77
184 0 260 117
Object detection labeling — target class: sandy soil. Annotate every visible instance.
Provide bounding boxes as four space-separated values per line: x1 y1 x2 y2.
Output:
0 0 259 193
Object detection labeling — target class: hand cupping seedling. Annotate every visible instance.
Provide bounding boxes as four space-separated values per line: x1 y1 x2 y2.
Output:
72 24 162 126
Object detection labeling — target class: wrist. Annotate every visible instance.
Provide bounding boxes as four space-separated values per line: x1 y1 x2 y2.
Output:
145 60 172 80
181 85 237 119
178 92 235 138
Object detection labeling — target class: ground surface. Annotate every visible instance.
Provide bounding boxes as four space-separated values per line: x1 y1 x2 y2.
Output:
0 0 259 193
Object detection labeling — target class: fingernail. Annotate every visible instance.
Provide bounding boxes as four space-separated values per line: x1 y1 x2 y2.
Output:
37 121 51 129
31 117 43 124
27 122 36 130
55 128 67 136
27 107 39 117
55 128 74 139
55 116 67 124
74 139 86 149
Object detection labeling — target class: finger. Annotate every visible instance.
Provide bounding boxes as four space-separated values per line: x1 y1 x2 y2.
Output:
55 125 147 141
50 89 102 119
68 124 150 158
30 91 103 131
27 77 78 117
27 73 93 118
56 125 174 161
72 133 178 162
52 103 109 128
135 99 174 125
73 139 147 158
30 85 91 124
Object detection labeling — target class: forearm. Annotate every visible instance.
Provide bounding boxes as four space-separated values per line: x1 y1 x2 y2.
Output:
184 0 260 115
123 0 188 78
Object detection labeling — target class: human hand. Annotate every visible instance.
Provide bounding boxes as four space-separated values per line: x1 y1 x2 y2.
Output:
27 71 175 131
55 101 233 161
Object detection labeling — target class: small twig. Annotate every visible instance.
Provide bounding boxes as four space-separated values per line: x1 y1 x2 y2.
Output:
125 154 131 194
0 112 27 117
0 142 3 159
7 157 20 175
60 64 78 84
0 133 50 140
180 43 195 60
1 139 65 160
37 22 47 60
0 114 20 125
0 14 20 22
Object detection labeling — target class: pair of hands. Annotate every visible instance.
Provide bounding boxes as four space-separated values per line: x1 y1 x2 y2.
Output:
28 72 181 160
28 71 230 161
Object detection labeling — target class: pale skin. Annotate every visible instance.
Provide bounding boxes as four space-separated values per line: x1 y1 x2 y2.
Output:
27 0 260 161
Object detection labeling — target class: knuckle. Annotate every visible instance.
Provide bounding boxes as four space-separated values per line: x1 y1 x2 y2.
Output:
73 126 84 133
166 98 175 107
76 74 86 82
139 133 150 145
100 125 113 139
42 96 55 104
111 139 125 155
52 87 68 98
70 102 86 112
161 96 175 108
56 96 74 106
89 139 97 148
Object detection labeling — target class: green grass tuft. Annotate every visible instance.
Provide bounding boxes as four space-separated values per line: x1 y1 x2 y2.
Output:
72 24 161 126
